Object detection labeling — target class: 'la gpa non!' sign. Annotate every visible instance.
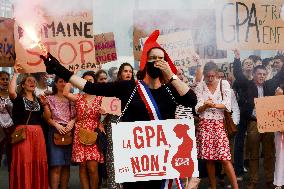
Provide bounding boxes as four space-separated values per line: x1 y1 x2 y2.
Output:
112 119 198 183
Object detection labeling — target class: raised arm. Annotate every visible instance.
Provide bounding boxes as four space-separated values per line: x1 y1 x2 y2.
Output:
63 83 78 102
232 49 249 88
8 64 22 100
40 53 121 97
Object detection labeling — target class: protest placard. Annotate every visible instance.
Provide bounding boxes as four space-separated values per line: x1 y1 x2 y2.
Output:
112 118 198 183
133 9 227 61
140 30 196 67
101 97 121 116
94 32 117 64
0 17 15 67
255 95 284 133
14 10 97 73
216 0 284 50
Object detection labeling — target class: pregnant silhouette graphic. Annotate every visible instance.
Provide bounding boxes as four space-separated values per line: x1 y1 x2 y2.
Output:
171 124 194 178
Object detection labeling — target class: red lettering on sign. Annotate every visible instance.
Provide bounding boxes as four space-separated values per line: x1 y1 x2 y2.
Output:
58 42 77 64
79 40 93 64
110 98 119 111
130 155 159 174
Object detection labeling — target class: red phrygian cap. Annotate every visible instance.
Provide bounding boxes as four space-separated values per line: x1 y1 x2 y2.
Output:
139 30 177 74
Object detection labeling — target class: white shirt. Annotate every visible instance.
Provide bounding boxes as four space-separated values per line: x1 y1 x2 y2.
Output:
195 80 231 120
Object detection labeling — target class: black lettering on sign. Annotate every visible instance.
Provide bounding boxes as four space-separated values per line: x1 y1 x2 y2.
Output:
245 3 260 42
236 2 249 42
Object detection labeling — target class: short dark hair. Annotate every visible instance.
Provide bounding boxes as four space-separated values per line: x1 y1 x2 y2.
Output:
0 71 10 78
262 57 272 67
248 55 262 63
253 65 266 74
82 71 96 80
273 55 284 64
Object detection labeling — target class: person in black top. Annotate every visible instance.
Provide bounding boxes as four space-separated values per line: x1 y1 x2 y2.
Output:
40 30 197 189
233 50 284 189
8 63 49 189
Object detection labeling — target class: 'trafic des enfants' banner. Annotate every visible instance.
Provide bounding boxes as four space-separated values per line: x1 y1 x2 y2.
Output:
14 10 97 73
112 119 198 183
216 0 284 50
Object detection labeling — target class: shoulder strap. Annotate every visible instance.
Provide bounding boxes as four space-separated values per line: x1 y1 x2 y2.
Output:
220 79 224 100
116 82 139 123
164 85 178 105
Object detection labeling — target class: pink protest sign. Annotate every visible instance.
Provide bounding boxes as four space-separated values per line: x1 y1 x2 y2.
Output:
101 97 121 116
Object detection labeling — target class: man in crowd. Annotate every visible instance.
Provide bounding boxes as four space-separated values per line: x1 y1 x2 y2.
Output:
233 50 284 189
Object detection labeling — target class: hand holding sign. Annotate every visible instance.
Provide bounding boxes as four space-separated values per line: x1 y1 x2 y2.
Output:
101 97 121 116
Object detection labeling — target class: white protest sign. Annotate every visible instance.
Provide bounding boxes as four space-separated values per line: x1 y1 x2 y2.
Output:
101 97 121 116
216 0 284 50
112 118 198 183
140 30 196 67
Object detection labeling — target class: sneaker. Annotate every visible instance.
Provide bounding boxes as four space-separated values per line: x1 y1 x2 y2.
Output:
275 186 282 189
226 184 232 188
237 176 243 181
244 167 248 173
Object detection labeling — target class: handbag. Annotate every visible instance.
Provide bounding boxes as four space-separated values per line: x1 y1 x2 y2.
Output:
53 102 73 146
11 110 32 144
220 80 238 138
78 96 98 145
79 128 98 145
53 125 73 146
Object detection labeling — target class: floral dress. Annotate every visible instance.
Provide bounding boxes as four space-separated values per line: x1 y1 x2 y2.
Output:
72 94 104 163
195 80 232 160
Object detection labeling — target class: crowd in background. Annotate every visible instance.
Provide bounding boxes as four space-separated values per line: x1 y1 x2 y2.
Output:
0 49 284 189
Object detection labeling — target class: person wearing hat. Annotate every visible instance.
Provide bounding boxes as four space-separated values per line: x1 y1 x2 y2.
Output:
40 30 197 188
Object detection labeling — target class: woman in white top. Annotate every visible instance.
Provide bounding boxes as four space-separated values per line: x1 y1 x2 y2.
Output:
195 62 238 189
274 87 284 189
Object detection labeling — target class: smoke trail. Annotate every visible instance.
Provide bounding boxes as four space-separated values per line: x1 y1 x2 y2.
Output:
12 0 93 49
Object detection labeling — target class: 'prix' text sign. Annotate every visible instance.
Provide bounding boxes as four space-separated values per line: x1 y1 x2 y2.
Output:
216 0 284 50
0 17 15 67
255 95 284 133
112 119 198 183
15 11 97 73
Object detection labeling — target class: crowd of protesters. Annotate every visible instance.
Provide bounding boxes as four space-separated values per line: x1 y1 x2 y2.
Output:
1 33 284 189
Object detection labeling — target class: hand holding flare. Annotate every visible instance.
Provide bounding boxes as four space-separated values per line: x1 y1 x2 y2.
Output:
40 52 73 82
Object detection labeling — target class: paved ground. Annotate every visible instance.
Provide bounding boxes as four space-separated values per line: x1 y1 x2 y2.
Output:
0 157 268 189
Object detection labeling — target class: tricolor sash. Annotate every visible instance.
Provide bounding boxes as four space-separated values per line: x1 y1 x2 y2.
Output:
136 80 184 189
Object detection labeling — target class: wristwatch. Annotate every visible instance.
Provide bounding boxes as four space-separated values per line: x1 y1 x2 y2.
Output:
169 74 178 83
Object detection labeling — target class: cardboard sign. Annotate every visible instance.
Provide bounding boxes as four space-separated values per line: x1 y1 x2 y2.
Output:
133 9 227 61
0 17 15 67
255 95 284 133
140 31 196 67
112 119 198 183
101 97 121 116
216 0 284 50
14 10 97 73
94 32 117 64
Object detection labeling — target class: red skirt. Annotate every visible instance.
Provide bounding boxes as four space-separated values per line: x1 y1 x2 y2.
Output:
10 125 48 189
196 119 231 160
